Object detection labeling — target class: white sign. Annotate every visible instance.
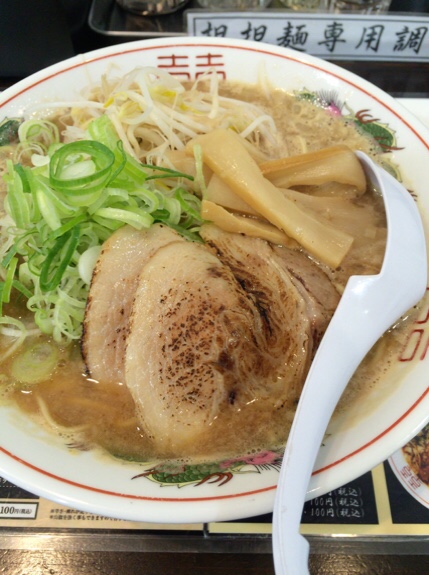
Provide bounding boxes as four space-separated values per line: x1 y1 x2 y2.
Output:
0 502 38 519
186 12 429 61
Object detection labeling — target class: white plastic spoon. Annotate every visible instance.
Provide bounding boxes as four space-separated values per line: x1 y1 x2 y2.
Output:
272 151 428 575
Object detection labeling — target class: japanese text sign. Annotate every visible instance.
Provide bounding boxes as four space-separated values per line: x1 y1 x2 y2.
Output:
186 12 429 61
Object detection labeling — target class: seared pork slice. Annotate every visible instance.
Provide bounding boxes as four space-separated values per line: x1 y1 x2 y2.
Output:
82 224 183 384
200 224 312 397
273 246 340 351
125 237 310 454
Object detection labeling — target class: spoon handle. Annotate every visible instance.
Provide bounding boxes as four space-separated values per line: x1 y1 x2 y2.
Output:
273 152 427 575
272 272 404 575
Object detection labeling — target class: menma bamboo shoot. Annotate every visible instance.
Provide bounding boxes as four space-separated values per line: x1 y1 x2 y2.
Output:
187 129 354 268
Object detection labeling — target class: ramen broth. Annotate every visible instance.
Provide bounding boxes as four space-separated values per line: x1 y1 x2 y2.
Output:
0 81 412 463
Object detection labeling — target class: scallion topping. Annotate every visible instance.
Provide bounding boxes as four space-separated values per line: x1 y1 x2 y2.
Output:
0 115 203 343
40 225 81 293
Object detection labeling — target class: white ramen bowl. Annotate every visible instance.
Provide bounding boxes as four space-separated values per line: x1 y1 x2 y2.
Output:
0 37 429 524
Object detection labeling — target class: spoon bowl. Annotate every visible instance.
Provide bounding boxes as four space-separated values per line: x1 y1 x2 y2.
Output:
272 152 428 575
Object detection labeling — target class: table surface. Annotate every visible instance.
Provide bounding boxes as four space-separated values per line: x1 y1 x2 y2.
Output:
1 549 429 575
2 3 429 573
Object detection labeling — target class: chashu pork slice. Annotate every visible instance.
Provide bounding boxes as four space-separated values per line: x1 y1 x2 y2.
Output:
126 232 311 454
272 245 341 352
82 223 184 384
200 224 312 400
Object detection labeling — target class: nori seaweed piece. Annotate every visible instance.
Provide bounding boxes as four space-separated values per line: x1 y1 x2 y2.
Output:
0 119 21 147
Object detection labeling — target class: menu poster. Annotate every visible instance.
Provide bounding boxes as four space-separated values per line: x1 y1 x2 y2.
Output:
301 471 378 525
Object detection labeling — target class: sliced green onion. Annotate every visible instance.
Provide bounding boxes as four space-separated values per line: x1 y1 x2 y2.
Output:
175 187 202 221
141 163 194 182
25 168 80 226
31 306 55 336
34 186 62 231
94 207 153 230
3 160 31 228
1 245 18 269
49 140 115 195
10 341 59 384
86 187 129 215
2 256 18 304
88 116 148 186
162 197 181 225
49 213 87 240
40 225 80 293
107 140 127 184
18 119 59 152
78 245 102 285
14 164 30 193
0 316 28 362
167 223 203 243
130 188 162 213
91 215 124 232
151 208 170 220
11 279 33 300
